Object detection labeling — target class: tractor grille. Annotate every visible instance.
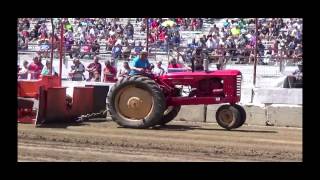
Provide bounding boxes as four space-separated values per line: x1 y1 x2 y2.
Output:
236 74 242 97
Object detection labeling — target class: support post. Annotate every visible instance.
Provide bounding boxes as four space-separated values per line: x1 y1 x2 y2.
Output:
251 18 258 103
59 21 64 87
50 18 54 75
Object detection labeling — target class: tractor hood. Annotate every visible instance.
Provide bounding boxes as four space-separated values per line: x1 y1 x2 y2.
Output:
162 70 241 79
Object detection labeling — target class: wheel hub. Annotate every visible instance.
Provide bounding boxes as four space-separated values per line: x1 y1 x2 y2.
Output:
219 109 233 125
127 97 143 109
115 86 154 120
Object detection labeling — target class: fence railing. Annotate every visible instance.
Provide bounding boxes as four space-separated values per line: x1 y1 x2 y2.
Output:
18 44 302 89
19 42 303 66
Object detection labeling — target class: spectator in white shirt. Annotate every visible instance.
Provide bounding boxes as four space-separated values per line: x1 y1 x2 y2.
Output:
79 32 85 45
89 25 95 36
69 58 85 81
206 35 216 52
153 61 165 76
77 24 82 34
18 60 29 79
117 61 131 78
212 35 220 47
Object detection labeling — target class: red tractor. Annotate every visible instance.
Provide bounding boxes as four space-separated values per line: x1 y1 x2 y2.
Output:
108 56 246 130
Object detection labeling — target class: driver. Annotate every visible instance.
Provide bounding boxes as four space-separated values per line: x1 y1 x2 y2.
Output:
129 50 151 76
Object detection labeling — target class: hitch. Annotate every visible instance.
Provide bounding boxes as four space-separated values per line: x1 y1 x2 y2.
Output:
35 84 109 126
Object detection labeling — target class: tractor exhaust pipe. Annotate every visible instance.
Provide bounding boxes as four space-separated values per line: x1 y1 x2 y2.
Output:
203 58 209 123
203 58 209 72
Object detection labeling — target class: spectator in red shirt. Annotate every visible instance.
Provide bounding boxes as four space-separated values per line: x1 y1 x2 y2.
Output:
106 35 116 51
86 55 102 81
28 56 43 79
22 27 29 39
168 58 190 73
80 40 92 59
88 33 96 43
168 58 184 68
158 30 166 42
176 18 183 26
191 18 197 31
103 60 117 83
151 20 158 30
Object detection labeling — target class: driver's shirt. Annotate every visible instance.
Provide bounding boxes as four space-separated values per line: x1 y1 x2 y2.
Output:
129 57 150 75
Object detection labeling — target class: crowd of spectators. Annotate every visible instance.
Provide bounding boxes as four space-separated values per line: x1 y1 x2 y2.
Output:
18 18 303 81
145 18 203 50
18 52 170 83
18 54 56 80
186 18 302 65
18 18 207 60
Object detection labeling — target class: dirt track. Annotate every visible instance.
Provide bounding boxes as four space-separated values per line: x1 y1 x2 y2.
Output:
18 119 302 162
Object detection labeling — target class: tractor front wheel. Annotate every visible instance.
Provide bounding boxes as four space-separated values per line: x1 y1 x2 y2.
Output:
215 105 241 130
232 104 246 128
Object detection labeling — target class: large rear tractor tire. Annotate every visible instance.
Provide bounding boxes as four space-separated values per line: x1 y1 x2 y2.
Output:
215 105 241 130
107 75 166 128
232 104 246 128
